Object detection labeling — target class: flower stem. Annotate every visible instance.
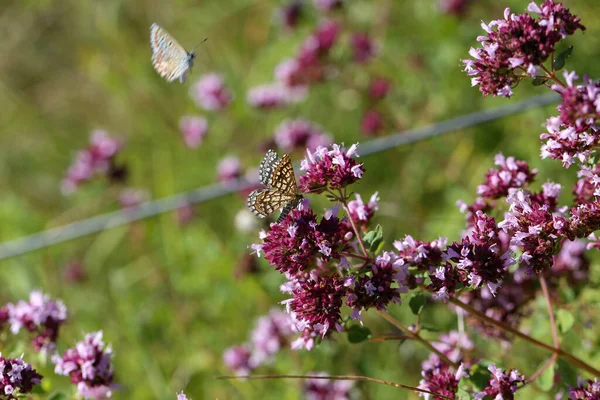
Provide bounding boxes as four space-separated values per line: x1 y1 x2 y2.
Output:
541 64 567 88
449 297 600 376
526 353 558 385
539 276 560 350
341 202 369 258
216 374 455 399
375 309 458 369
339 251 370 261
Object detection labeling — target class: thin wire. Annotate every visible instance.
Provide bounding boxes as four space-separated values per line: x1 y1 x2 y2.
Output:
0 93 559 261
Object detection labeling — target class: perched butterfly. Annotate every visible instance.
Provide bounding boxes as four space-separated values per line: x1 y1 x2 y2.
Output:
150 23 205 84
247 150 303 223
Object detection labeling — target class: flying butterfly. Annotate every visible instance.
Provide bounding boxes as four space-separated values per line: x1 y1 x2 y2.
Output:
150 23 205 84
247 149 304 224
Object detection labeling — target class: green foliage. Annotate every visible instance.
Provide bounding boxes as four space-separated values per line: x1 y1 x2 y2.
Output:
363 224 384 253
409 292 426 315
553 46 574 71
556 309 575 335
346 325 372 343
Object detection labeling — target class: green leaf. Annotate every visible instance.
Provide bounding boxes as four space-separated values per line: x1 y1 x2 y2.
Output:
420 325 440 333
409 293 426 315
556 359 578 386
553 46 573 71
362 225 383 252
374 240 386 255
557 309 574 334
532 77 548 86
48 392 68 400
468 363 492 391
538 360 556 392
347 325 371 343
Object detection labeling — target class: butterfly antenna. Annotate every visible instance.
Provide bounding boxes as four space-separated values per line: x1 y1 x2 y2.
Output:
191 38 208 53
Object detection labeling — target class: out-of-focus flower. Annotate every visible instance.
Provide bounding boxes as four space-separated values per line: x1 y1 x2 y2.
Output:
313 0 343 12
223 345 254 376
0 354 43 399
250 309 293 366
6 291 67 353
439 0 472 16
274 119 332 152
176 392 190 400
247 83 294 109
368 77 391 101
418 358 466 400
540 72 600 167
175 202 195 226
64 260 87 283
350 33 377 63
360 110 384 136
299 143 365 193
474 364 525 400
276 1 304 30
119 188 149 210
462 1 585 97
217 156 243 184
53 331 115 399
302 372 354 400
190 73 233 111
179 116 208 149
235 209 260 234
62 130 123 194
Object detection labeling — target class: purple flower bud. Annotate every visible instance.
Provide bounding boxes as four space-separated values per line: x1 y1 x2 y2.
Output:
350 33 377 63
368 77 391 100
360 110 384 136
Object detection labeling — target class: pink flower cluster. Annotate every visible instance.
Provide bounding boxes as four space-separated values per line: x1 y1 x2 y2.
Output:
0 291 67 353
0 354 43 399
53 331 115 399
463 1 585 97
418 332 471 399
62 130 123 194
474 364 525 400
299 143 365 193
541 71 600 167
223 310 293 375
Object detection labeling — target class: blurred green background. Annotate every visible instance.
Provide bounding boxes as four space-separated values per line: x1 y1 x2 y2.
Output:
0 0 599 398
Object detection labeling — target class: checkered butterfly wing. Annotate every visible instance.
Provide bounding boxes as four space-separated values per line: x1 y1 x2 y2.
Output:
248 150 301 221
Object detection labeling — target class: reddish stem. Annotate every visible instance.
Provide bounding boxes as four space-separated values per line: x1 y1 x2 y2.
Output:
216 374 455 399
449 297 600 376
